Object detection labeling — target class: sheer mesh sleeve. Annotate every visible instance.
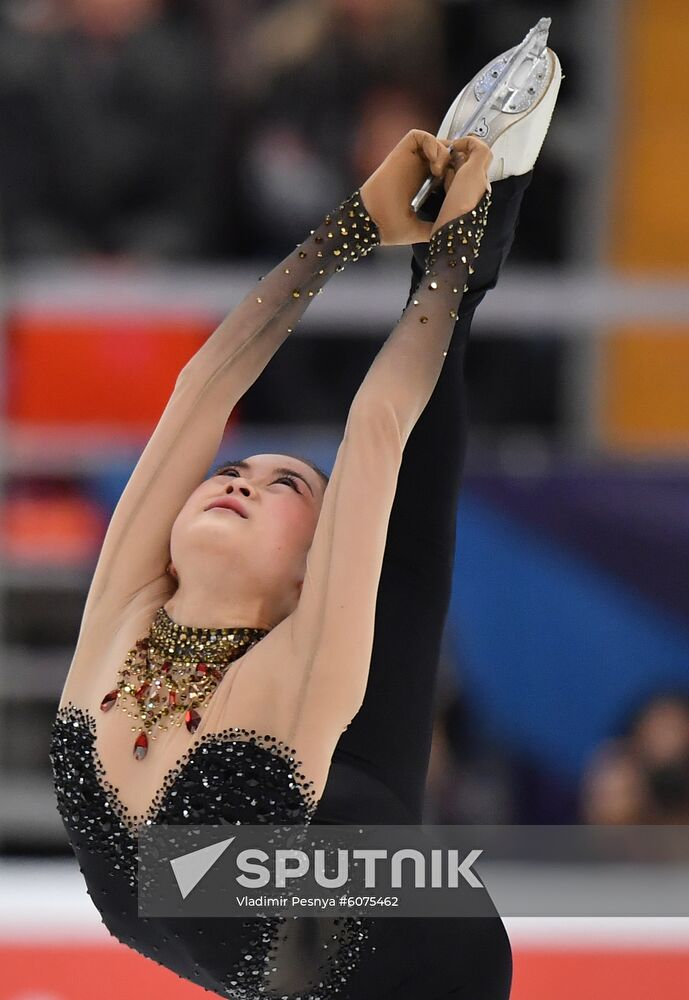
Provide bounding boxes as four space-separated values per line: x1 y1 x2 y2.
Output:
71 193 380 643
283 192 492 746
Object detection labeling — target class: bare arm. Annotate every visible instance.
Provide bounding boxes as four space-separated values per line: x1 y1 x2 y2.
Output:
72 191 380 651
282 184 492 750
72 128 468 650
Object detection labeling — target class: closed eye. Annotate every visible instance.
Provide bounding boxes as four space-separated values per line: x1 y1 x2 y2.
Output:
275 475 301 493
214 466 302 494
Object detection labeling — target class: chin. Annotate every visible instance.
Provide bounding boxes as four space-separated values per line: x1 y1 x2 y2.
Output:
169 525 241 572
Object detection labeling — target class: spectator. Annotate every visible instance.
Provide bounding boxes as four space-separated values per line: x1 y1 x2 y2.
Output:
580 738 651 824
425 683 517 824
581 690 689 824
0 0 223 259
628 692 689 823
226 0 448 254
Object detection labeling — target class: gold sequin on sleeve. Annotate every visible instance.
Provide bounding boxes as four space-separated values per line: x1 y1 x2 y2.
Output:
243 190 381 337
425 190 491 291
305 190 381 275
280 189 380 301
404 190 491 344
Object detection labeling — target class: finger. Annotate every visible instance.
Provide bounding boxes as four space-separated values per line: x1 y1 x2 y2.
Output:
442 142 467 192
450 136 474 159
448 144 466 169
451 135 493 164
411 131 453 178
438 137 469 173
422 134 452 178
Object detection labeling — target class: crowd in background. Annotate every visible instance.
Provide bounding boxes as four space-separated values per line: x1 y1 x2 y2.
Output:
425 684 689 825
0 0 570 262
0 0 449 260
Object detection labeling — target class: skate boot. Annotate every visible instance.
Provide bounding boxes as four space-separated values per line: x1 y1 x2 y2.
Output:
412 16 562 212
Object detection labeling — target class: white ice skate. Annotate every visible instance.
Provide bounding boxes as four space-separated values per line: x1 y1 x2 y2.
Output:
412 16 562 211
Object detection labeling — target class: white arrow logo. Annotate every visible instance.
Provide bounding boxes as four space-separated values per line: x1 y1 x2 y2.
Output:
170 836 236 899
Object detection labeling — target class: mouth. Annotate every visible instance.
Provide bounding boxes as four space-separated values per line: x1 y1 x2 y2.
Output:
205 498 248 518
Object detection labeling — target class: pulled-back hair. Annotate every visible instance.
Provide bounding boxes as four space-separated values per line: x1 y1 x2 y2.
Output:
285 454 330 490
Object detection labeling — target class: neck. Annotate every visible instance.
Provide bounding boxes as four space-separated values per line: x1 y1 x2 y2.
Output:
163 586 280 632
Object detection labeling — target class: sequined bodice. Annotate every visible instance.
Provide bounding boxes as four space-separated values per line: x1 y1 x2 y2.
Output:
49 703 371 999
50 703 317 892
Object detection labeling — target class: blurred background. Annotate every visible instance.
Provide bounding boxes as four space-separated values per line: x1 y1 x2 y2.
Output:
0 0 687 997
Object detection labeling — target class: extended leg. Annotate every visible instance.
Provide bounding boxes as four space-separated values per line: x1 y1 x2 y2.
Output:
313 171 533 824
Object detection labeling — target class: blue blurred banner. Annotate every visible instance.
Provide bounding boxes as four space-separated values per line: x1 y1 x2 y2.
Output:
450 465 689 782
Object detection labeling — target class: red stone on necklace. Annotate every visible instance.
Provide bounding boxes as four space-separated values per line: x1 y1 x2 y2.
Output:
100 689 118 711
185 708 201 734
133 732 148 760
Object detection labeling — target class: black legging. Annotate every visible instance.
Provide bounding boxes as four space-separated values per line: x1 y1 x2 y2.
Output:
308 173 533 1000
312 170 534 828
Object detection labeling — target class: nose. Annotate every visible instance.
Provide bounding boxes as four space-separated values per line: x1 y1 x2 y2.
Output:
225 477 254 498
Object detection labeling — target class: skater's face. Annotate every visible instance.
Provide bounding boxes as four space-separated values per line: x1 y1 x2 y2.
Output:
201 454 324 552
168 454 326 609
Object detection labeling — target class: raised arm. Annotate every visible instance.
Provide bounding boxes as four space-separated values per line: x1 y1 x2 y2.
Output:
74 191 380 641
282 138 492 749
74 129 465 647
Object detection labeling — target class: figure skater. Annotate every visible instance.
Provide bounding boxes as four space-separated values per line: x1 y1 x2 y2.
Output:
50 20 561 1000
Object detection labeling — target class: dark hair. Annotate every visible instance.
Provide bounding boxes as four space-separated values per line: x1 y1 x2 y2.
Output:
286 454 330 490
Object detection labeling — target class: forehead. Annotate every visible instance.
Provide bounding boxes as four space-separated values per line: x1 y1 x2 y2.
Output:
243 454 312 477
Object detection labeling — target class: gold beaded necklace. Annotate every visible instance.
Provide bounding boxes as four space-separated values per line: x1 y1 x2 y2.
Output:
99 606 270 760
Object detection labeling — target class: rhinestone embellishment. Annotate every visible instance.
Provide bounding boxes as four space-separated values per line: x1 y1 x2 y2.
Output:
427 190 491 272
410 190 491 328
99 606 270 760
49 703 372 996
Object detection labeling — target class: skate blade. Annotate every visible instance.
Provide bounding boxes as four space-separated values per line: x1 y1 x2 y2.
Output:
412 16 551 213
